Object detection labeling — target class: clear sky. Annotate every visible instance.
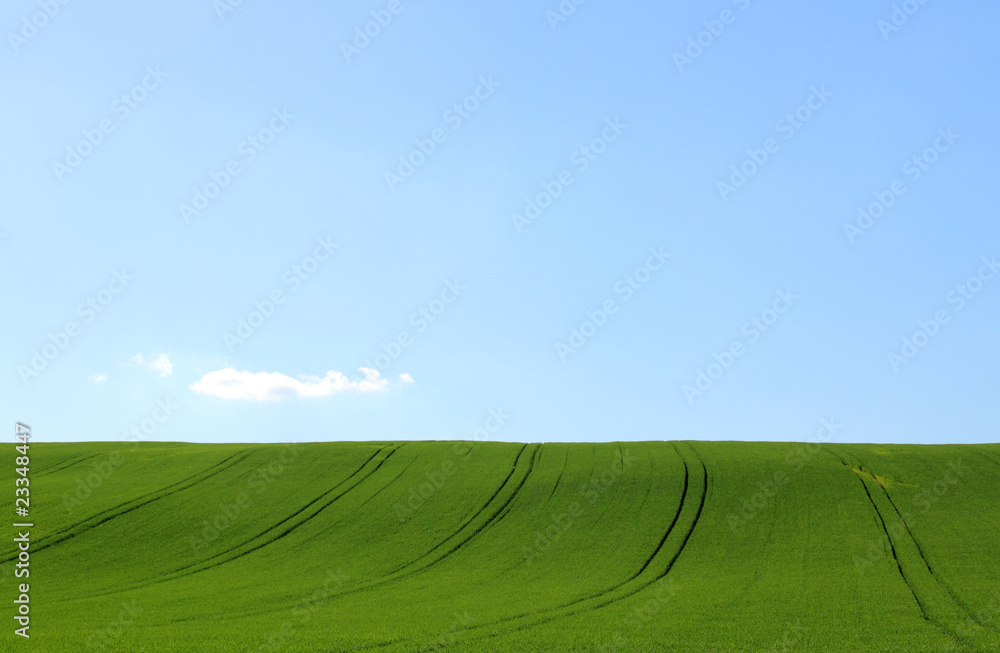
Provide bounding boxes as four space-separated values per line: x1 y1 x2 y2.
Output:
2 0 997 445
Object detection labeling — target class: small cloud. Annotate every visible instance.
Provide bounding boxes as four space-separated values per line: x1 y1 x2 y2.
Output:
399 373 415 384
190 367 412 401
93 373 108 383
131 353 173 377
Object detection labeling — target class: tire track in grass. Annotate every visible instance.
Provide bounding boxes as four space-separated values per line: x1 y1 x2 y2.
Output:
206 445 542 624
33 452 101 477
368 443 584 609
158 445 402 582
853 463 930 619
621 442 689 584
545 446 569 503
635 458 653 517
851 450 994 631
400 442 704 650
300 449 422 544
876 480 991 630
81 446 398 601
383 444 530 577
497 442 707 636
830 449 930 618
976 449 1000 472
575 442 699 601
333 451 420 523
831 451 966 648
402 444 540 576
2 451 253 563
587 446 628 530
331 445 539 603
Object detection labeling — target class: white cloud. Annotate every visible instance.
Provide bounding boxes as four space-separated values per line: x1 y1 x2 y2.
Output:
131 353 173 377
93 373 108 383
189 367 413 401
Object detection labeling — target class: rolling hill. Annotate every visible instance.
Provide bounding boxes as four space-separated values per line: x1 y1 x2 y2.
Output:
4 440 1000 651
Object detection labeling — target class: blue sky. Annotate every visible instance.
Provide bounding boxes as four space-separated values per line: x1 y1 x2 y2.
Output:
2 0 997 445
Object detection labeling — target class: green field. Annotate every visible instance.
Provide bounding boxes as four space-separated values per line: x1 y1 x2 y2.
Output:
4 441 1000 652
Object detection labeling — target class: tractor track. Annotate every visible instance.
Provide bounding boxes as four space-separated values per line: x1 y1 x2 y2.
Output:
159 445 402 581
2 451 252 563
33 452 102 477
831 449 969 649
380 442 706 650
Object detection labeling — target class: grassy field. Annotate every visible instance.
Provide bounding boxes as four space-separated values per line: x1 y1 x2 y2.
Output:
4 440 1000 652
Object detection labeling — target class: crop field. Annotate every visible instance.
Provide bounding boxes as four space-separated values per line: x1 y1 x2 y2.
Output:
4 441 999 652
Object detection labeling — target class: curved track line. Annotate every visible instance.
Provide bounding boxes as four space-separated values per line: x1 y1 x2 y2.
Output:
854 465 930 620
876 482 989 629
545 446 569 503
41 451 249 540
623 443 689 584
302 449 423 543
502 443 707 634
399 444 541 577
975 449 1000 473
160 446 402 582
2 451 252 563
384 444 530 576
979 449 1000 469
634 452 654 516
33 452 102 477
850 450 992 631
829 449 928 618
187 446 542 626
80 446 400 601
485 443 706 643
533 442 698 611
830 450 965 648
296 444 539 606
408 442 704 649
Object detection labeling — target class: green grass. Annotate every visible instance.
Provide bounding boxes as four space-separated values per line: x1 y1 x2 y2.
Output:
4 441 1000 651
